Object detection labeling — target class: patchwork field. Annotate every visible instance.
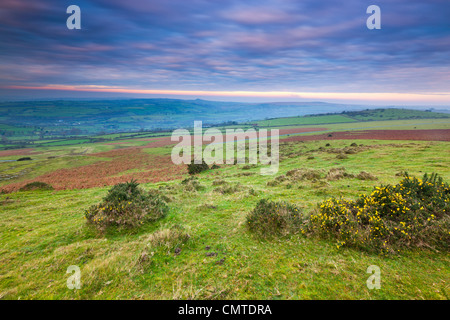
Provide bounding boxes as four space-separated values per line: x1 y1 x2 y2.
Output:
0 112 449 300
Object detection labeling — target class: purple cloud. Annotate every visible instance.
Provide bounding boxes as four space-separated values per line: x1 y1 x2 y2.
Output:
0 0 449 102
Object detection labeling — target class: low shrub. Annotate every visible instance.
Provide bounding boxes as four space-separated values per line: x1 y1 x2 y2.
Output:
336 153 348 160
214 183 243 194
212 179 227 186
357 171 378 181
19 181 53 191
84 180 168 230
266 180 279 187
187 159 209 175
145 224 191 250
235 172 256 177
246 199 304 237
136 224 191 270
103 179 141 203
287 168 323 181
344 148 357 154
275 175 288 182
181 176 205 192
308 173 450 254
326 167 354 181
248 188 258 196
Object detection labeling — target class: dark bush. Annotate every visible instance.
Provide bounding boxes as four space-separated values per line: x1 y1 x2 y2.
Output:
103 179 141 203
84 180 168 230
19 181 53 191
187 159 209 175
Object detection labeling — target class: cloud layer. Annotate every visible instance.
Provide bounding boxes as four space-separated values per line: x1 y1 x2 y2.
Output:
0 0 449 103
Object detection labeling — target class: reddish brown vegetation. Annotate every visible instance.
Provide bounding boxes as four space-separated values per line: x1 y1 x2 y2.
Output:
282 129 450 143
0 148 35 157
2 146 186 192
3 128 447 193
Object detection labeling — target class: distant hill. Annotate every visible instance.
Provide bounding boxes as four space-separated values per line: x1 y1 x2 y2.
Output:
0 99 366 136
251 108 450 127
0 99 448 141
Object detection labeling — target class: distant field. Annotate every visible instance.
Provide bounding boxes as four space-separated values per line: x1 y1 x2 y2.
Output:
251 114 357 127
343 108 450 121
1 105 449 150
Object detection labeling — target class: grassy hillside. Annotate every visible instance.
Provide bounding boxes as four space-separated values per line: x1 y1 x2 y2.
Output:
251 114 357 127
343 108 450 121
1 139 449 299
251 108 450 128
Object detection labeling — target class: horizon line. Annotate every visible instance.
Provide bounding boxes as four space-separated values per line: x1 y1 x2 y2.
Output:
4 85 450 105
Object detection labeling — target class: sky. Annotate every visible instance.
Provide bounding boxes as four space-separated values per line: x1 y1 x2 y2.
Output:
0 0 450 105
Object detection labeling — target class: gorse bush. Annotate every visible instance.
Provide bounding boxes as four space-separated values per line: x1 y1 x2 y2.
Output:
308 173 450 254
103 179 141 203
247 199 304 238
187 159 209 175
85 180 168 230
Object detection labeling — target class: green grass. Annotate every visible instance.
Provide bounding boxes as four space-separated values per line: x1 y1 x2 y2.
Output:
252 114 357 127
343 108 450 121
38 139 92 147
0 139 449 299
249 108 450 128
274 118 450 136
